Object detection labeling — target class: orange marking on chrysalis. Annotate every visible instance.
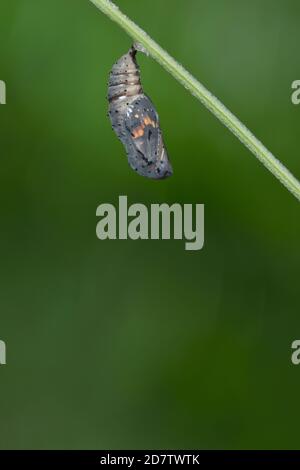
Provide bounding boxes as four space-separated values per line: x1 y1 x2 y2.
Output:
143 116 156 127
132 126 145 138
143 116 157 128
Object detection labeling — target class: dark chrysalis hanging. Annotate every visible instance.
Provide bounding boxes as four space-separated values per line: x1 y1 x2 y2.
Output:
108 44 173 180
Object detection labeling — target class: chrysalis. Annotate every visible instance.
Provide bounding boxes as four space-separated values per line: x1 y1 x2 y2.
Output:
108 44 173 179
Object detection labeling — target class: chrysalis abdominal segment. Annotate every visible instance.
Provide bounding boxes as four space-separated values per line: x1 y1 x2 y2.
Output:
108 45 172 179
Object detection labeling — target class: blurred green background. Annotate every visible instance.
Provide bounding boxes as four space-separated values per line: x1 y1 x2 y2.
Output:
0 0 299 450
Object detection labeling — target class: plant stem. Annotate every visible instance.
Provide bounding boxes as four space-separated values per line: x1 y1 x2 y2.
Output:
89 0 300 202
